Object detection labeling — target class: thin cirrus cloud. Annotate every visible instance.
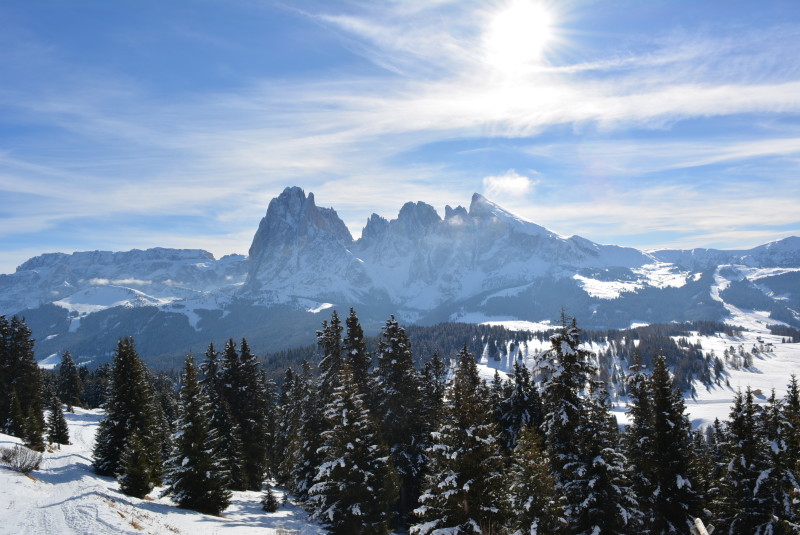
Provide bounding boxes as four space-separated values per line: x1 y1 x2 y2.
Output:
0 1 799 273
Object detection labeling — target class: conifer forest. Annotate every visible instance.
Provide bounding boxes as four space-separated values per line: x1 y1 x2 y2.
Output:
2 310 799 534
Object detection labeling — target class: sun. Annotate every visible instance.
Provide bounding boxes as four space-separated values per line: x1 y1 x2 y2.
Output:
484 0 553 73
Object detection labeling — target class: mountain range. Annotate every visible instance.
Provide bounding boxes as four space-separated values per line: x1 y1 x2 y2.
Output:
2 186 799 367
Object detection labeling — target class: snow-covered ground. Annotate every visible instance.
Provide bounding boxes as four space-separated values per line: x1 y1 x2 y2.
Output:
475 311 800 429
0 408 323 535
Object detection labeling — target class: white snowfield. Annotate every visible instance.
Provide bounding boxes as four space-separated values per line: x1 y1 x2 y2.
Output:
475 307 800 429
0 408 323 535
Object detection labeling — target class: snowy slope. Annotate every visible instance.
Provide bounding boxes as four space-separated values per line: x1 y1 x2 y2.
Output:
0 248 247 317
470 309 800 429
0 408 324 535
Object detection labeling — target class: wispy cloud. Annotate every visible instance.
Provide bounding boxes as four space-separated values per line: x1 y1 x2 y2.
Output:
0 1 799 272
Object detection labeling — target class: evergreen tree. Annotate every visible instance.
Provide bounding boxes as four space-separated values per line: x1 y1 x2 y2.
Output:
81 363 111 409
219 401 249 490
703 418 728 512
373 315 426 518
343 308 371 396
627 354 698 534
274 366 301 485
47 398 70 446
506 424 563 535
262 483 280 513
412 346 506 535
221 338 273 490
289 360 325 499
538 314 596 530
119 430 155 498
497 359 542 452
420 351 448 429
757 390 798 531
93 337 163 486
688 429 713 520
199 342 223 398
317 311 345 404
569 383 640 535
624 351 655 513
200 343 249 491
309 362 398 535
7 388 27 438
164 355 231 516
0 316 45 450
57 351 83 412
783 375 800 488
715 388 776 534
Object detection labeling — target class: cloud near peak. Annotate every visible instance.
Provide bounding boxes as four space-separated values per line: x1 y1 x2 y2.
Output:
482 170 537 198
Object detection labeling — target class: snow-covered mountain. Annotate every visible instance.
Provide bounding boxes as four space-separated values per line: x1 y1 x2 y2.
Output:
2 186 799 365
0 248 247 315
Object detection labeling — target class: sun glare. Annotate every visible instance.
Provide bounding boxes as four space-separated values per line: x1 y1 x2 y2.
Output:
484 0 553 73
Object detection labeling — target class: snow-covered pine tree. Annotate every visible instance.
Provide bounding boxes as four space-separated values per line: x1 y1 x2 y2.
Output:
289 360 325 500
373 315 426 518
568 383 640 535
412 345 506 535
625 351 657 528
650 354 698 533
343 308 371 396
702 418 728 511
199 342 223 396
274 366 301 485
420 351 448 429
497 359 543 452
714 388 776 534
164 354 231 516
57 351 83 412
489 369 509 419
782 375 800 496
47 397 70 446
688 429 713 521
627 353 698 534
756 390 798 531
538 314 595 530
317 310 345 405
221 338 273 491
93 337 164 485
309 361 398 535
150 374 175 470
506 423 563 535
200 342 249 491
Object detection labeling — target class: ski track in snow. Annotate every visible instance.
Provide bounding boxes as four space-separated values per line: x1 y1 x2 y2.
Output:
0 408 325 535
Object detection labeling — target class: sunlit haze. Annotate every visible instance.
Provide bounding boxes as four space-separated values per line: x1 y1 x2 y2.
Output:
484 0 554 73
1 0 799 273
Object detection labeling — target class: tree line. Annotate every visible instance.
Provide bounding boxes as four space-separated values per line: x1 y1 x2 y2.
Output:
2 311 799 534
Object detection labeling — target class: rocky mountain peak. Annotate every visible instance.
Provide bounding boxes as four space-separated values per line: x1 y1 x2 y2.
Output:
248 187 352 262
360 213 390 243
395 201 441 234
444 205 468 221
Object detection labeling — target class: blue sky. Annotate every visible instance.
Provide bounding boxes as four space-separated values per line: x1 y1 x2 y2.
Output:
2 0 800 274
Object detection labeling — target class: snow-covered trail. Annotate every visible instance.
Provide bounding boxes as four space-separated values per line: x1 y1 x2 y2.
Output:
0 408 324 535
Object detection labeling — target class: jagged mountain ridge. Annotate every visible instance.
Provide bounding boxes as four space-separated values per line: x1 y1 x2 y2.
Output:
242 187 653 311
2 186 799 366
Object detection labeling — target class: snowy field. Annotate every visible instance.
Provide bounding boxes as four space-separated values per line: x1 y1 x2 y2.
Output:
0 409 324 535
475 310 800 429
